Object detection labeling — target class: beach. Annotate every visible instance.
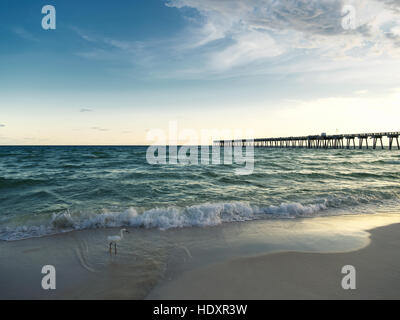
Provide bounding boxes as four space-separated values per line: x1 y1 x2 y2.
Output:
1 213 400 300
149 222 400 300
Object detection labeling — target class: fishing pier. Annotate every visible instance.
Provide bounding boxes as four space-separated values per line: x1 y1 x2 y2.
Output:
214 132 400 150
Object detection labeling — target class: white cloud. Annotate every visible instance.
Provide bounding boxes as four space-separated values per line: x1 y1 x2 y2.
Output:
210 30 283 70
72 1 400 79
167 0 400 70
378 0 400 12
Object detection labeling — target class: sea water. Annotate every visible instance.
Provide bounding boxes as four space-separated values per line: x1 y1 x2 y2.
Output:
1 146 400 241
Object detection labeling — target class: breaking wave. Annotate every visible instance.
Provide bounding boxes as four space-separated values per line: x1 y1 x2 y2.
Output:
0 196 391 241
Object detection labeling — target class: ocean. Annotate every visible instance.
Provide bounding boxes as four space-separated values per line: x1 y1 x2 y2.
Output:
1 145 400 241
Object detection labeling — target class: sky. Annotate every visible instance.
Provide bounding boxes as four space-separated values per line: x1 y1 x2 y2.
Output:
1 0 400 145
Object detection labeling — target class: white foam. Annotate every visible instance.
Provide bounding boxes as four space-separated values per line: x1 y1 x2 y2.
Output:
0 201 332 241
262 202 328 217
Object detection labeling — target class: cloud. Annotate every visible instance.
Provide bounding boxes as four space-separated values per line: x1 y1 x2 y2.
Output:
12 27 39 42
91 127 109 132
378 0 400 12
72 26 146 53
80 108 93 112
167 0 380 38
210 30 283 70
385 25 400 46
354 90 368 95
69 26 101 43
72 0 400 79
166 0 400 69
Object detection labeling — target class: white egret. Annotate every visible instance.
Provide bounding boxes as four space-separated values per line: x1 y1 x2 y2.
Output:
107 228 129 254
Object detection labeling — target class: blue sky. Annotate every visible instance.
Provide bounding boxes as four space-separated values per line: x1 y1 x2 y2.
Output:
1 0 400 144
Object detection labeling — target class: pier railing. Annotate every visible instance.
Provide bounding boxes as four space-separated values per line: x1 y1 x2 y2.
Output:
213 132 400 150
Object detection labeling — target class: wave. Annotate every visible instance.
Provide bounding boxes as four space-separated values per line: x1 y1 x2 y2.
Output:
1 185 400 241
4 192 396 242
0 201 327 241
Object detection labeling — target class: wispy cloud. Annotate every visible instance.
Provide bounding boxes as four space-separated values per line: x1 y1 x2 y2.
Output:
80 108 93 113
72 0 400 79
70 26 97 43
167 0 400 54
91 126 109 132
12 27 39 42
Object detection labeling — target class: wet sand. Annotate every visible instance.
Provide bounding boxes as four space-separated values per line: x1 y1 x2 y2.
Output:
1 214 400 299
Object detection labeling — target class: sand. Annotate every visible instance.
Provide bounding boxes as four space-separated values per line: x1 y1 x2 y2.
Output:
147 223 400 299
1 215 400 299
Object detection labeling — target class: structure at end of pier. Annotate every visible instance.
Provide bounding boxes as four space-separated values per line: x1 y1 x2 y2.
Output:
213 132 400 150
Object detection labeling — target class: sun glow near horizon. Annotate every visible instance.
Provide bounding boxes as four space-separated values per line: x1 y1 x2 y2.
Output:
1 87 400 145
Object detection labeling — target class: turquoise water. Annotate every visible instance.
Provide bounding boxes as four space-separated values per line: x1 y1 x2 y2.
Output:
0 146 400 241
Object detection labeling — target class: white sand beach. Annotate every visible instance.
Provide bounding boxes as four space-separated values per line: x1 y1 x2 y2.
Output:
1 214 400 300
148 222 400 299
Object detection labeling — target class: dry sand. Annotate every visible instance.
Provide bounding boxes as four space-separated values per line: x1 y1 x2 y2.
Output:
147 223 400 299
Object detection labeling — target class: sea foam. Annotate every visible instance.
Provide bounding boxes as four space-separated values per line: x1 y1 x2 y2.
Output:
0 201 329 241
